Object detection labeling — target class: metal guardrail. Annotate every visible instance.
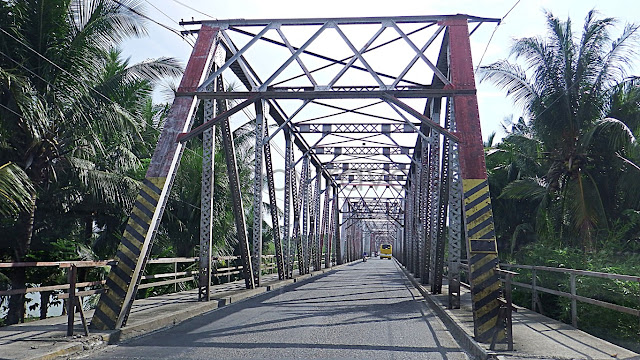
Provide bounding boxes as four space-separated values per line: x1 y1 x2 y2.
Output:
499 263 640 328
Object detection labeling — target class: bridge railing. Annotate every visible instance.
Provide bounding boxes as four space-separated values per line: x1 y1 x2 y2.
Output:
0 255 282 326
499 263 640 328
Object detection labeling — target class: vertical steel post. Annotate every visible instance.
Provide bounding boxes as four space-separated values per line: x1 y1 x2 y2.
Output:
334 185 342 265
431 99 448 294
403 184 410 267
313 169 322 270
419 135 429 284
428 130 440 286
283 129 293 278
412 172 420 275
323 185 332 268
252 100 266 286
447 98 462 308
263 126 285 280
300 155 310 274
447 15 502 342
290 145 303 276
199 80 216 302
219 87 255 290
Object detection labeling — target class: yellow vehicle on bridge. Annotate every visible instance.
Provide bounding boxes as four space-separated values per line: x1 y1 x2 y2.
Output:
379 244 392 259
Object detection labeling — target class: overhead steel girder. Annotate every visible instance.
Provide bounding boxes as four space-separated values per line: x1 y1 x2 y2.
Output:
183 15 500 92
181 14 499 27
334 174 406 182
186 88 475 100
316 146 411 156
297 123 418 134
326 162 409 171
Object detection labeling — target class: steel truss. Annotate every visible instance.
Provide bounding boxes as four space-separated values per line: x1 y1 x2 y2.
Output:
93 14 503 345
297 123 418 134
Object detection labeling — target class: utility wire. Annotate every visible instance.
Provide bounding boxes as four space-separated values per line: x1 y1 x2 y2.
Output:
169 0 216 19
141 0 199 48
474 0 522 73
111 0 195 47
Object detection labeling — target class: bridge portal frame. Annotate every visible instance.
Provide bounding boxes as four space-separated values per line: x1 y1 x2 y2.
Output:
91 13 504 345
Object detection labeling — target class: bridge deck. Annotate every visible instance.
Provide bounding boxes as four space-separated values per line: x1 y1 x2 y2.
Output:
89 259 469 359
1 259 637 359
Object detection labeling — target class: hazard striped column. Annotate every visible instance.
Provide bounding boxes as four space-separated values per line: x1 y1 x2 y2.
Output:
91 26 220 330
446 15 503 343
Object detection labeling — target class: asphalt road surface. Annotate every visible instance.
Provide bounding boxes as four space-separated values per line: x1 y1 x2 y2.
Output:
87 258 469 359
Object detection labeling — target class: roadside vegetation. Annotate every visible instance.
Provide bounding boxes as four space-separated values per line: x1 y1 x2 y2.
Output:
480 10 640 350
0 0 270 326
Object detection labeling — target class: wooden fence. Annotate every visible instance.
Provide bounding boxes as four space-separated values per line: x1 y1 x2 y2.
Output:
0 255 281 334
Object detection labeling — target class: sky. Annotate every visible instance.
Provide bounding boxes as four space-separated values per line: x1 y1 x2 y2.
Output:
121 0 640 142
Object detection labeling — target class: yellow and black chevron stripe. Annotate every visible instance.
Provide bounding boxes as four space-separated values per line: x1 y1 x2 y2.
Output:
463 179 503 343
91 177 164 330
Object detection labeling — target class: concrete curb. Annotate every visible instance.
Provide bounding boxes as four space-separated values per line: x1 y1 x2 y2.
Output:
36 263 351 360
394 259 490 360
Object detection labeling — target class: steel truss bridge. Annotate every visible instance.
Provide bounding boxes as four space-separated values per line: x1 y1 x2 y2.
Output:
91 14 506 344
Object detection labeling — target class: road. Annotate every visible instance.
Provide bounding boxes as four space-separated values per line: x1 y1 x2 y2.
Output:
87 258 469 359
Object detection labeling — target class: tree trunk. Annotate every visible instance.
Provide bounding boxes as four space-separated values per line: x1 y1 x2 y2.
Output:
40 291 51 320
6 193 36 325
6 268 25 324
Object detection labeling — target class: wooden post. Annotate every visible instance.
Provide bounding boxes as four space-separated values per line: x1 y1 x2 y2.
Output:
532 268 537 312
505 272 515 351
570 273 577 328
77 297 89 336
66 264 77 336
174 261 178 293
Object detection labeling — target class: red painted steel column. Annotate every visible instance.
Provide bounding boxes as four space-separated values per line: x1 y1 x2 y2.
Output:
445 15 503 343
91 25 220 330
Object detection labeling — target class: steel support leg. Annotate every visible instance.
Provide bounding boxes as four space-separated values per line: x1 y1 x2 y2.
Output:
419 136 429 284
199 90 216 302
448 106 462 308
263 126 285 280
252 100 266 287
432 99 451 294
322 186 331 268
283 129 293 278
333 185 341 265
447 16 502 343
313 170 322 270
91 26 221 330
219 82 255 290
300 155 310 274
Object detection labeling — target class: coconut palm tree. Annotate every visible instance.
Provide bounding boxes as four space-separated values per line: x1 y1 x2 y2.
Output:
479 10 640 250
0 0 181 324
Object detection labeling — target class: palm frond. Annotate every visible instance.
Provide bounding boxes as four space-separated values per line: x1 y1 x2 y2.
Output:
579 117 636 153
499 177 548 201
0 162 35 216
478 60 538 114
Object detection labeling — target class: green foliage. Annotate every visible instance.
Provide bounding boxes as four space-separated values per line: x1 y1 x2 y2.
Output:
481 10 640 252
509 243 640 352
